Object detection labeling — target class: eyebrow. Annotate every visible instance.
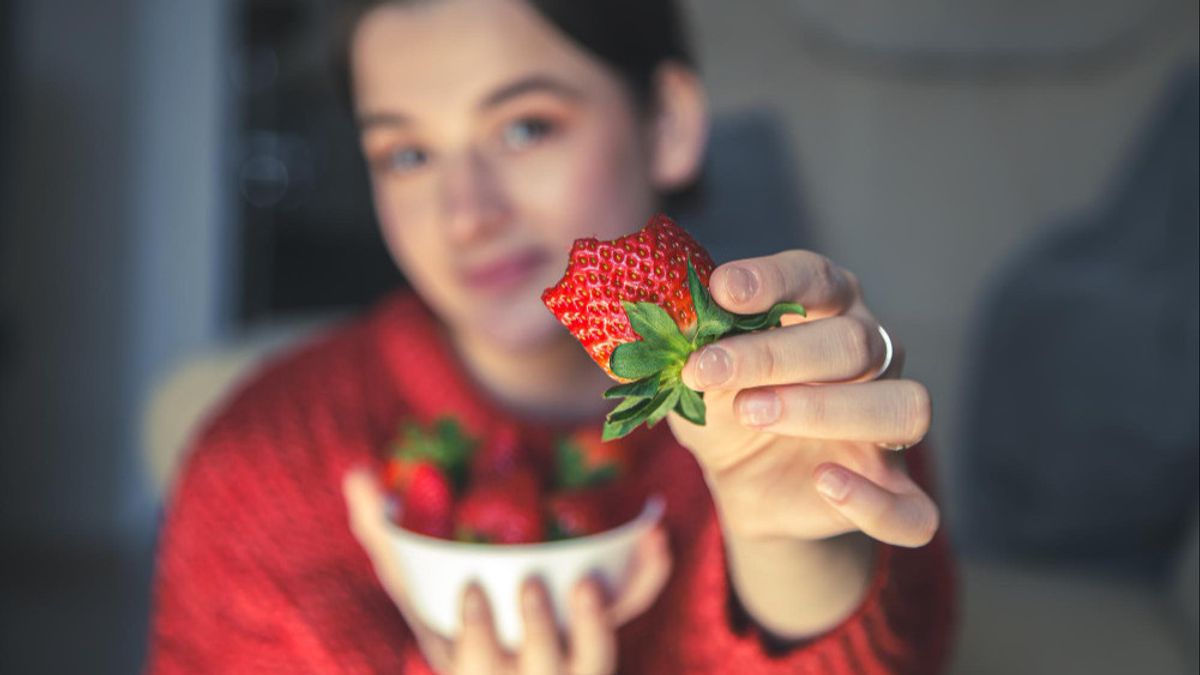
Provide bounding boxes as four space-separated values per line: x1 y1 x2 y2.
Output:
479 74 585 109
356 74 584 131
355 112 405 131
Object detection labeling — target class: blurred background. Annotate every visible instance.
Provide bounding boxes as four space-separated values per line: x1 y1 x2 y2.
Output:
0 0 1195 672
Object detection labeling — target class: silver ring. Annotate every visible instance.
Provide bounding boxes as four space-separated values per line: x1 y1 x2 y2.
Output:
874 325 908 451
872 324 894 380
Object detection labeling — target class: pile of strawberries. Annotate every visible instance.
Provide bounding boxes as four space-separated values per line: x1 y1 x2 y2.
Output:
382 418 643 544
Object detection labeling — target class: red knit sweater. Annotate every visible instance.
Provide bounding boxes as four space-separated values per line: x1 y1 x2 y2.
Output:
148 292 955 674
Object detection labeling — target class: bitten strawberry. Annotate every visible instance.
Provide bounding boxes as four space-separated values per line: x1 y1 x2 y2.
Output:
397 462 454 539
455 469 545 544
542 214 805 439
541 213 717 380
555 427 632 489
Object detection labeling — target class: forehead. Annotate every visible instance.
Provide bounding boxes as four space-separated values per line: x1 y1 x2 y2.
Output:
351 0 615 114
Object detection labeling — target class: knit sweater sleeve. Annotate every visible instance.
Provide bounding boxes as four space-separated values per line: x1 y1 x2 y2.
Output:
145 345 428 674
624 444 956 674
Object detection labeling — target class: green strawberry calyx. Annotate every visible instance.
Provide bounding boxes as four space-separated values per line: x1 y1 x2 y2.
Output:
601 259 805 441
555 437 619 489
389 417 475 490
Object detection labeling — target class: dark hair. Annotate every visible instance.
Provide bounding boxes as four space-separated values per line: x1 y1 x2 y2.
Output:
331 0 694 113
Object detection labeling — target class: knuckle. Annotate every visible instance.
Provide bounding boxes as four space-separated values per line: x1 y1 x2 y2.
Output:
810 255 839 298
766 259 790 302
796 389 828 429
758 338 784 383
837 317 874 376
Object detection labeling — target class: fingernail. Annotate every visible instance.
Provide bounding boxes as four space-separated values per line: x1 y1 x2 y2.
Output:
738 391 780 426
464 584 486 621
816 467 851 502
724 266 758 304
694 346 732 388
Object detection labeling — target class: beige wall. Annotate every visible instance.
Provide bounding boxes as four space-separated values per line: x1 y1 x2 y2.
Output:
683 0 1199 497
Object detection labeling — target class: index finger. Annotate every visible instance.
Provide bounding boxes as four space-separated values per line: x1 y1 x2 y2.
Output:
454 584 505 675
709 250 855 318
566 579 617 675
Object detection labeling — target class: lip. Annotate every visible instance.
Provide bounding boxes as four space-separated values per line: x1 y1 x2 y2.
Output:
461 249 550 293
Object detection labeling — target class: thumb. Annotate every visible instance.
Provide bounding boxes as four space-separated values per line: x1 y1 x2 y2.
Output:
343 466 409 598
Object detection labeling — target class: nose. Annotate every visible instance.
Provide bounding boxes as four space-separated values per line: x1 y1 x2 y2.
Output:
438 148 511 245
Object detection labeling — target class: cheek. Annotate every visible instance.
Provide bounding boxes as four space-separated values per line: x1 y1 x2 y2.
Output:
370 180 453 301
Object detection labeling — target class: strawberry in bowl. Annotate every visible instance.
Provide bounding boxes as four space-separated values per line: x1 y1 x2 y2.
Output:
380 419 660 649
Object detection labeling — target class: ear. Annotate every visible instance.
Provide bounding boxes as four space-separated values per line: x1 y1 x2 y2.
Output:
648 62 709 192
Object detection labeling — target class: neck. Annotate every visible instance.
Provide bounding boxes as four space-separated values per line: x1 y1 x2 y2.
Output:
450 328 614 424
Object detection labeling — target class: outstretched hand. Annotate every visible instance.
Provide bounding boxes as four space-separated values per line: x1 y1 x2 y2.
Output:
670 250 938 548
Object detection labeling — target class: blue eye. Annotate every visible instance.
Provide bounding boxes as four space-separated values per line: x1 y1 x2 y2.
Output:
502 118 555 150
382 147 427 174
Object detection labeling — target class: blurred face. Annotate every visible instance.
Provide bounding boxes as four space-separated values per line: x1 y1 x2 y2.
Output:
351 0 660 353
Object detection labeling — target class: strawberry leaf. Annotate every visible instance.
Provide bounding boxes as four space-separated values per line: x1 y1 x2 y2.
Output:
732 302 806 332
606 395 658 424
556 439 589 489
645 386 682 428
687 258 734 345
556 425 628 486
607 394 647 416
623 301 691 353
607 385 673 429
610 340 678 380
676 386 706 425
603 376 658 399
602 415 644 441
393 417 475 489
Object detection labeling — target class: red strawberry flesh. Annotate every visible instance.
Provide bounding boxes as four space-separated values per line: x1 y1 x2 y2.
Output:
454 469 545 544
541 214 715 381
398 462 454 539
547 482 645 539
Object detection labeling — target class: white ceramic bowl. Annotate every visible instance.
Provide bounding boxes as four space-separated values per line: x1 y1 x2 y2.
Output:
385 495 664 650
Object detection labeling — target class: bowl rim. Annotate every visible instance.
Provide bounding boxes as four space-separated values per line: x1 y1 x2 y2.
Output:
384 494 665 555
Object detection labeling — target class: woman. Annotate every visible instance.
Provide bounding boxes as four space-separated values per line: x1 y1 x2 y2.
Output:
148 0 954 672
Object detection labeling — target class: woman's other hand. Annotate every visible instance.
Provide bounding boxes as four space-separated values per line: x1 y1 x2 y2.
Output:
342 468 671 674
